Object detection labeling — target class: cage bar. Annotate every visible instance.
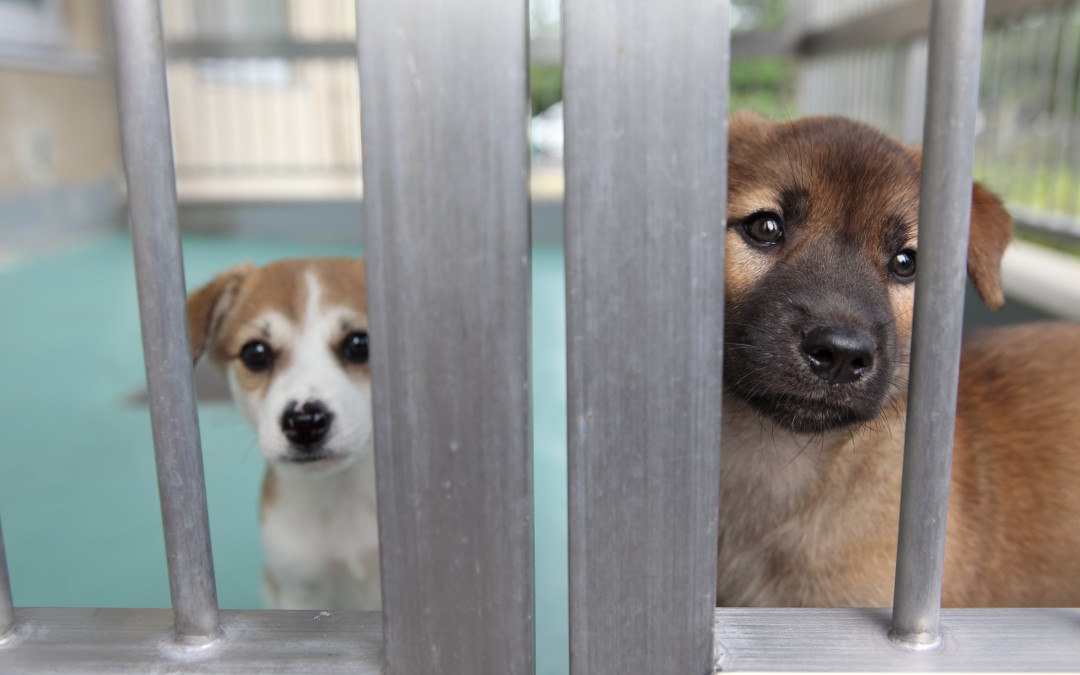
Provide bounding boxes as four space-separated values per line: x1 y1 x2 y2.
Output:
563 0 729 672
891 0 987 649
353 0 533 672
110 0 220 642
0 520 13 640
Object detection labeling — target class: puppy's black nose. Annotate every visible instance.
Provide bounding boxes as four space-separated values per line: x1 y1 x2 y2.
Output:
281 400 333 447
801 326 876 385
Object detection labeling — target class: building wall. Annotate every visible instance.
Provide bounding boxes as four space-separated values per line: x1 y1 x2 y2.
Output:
0 0 123 263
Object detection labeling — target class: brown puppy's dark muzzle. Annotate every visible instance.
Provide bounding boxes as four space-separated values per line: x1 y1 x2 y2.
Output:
801 325 876 385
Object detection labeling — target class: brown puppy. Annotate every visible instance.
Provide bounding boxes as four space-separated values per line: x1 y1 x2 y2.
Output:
718 113 1080 607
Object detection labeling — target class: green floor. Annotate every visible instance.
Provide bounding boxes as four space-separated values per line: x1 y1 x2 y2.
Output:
0 232 569 674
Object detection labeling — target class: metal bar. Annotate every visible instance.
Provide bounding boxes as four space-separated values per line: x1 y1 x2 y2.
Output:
1048 1 1080 212
714 607 1080 672
1028 1 1065 208
0 608 382 673
110 0 219 642
890 0 987 650
0 520 13 639
166 37 563 65
353 0 533 672
563 0 728 672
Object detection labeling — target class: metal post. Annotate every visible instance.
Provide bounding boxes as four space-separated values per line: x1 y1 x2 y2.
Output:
110 0 219 643
354 0 533 673
0 519 14 639
563 0 729 672
891 0 986 650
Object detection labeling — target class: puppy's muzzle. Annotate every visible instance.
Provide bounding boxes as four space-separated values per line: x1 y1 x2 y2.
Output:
801 325 876 385
281 400 333 448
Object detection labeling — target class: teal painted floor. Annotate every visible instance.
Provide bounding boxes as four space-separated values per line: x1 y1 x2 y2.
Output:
0 233 569 675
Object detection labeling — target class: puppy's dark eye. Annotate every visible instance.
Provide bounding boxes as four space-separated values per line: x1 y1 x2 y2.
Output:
239 340 274 372
743 212 784 246
340 331 369 364
889 250 917 281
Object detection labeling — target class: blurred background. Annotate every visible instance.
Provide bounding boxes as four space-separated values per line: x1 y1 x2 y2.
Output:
1 1 1078 674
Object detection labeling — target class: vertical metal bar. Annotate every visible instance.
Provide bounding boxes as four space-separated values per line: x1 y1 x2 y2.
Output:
975 26 1004 180
0 519 14 639
563 0 728 672
354 0 532 672
110 0 219 643
1031 2 1066 208
1048 1 1080 212
891 0 986 650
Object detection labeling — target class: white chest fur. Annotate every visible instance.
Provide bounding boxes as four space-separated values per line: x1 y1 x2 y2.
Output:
260 452 381 610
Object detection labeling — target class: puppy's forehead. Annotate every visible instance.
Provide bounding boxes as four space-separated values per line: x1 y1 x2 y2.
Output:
225 258 368 333
730 117 921 223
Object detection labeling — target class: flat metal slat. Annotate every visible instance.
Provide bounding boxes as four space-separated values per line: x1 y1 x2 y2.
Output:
715 607 1080 672
563 1 729 673
353 0 534 673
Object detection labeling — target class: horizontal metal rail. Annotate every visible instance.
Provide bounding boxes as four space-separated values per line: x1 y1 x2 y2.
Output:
166 36 561 65
715 608 1080 671
5 607 1080 672
0 609 382 673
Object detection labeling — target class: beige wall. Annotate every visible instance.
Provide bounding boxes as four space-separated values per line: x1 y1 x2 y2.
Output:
0 69 121 193
0 0 122 196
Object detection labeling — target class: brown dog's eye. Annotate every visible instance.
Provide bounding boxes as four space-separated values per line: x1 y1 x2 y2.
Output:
239 340 274 372
889 250 917 281
340 331 369 364
743 213 784 246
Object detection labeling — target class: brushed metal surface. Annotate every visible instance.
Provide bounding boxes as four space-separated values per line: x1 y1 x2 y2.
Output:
892 0 986 647
0 521 12 639
0 608 381 673
111 0 219 641
354 0 534 672
715 607 1080 671
563 0 729 672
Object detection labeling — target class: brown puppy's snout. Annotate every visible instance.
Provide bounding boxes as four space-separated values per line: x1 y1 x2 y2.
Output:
281 400 333 447
801 325 876 385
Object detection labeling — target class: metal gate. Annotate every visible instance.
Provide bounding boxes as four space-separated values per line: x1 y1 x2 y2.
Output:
1 0 1078 672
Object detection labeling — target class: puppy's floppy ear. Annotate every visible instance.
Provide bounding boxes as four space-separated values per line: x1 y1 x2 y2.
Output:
906 147 1012 310
968 182 1013 310
187 263 254 363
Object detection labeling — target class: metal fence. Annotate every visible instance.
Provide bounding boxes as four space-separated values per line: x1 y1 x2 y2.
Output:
1 0 1079 673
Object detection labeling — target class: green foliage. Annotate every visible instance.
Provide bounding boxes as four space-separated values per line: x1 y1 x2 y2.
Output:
730 57 796 120
531 64 563 116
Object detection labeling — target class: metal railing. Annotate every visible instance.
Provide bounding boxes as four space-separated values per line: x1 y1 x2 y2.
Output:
1 0 1079 672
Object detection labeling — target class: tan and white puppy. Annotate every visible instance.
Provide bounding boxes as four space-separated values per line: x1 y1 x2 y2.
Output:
720 113 1080 607
188 257 379 610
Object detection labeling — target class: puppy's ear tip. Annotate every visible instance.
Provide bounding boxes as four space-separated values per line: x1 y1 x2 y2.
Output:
983 287 1006 311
